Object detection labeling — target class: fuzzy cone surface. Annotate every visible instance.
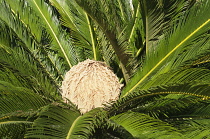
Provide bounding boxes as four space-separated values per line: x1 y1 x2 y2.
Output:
61 59 122 113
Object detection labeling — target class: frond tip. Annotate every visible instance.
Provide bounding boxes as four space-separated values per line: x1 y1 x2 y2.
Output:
61 59 123 114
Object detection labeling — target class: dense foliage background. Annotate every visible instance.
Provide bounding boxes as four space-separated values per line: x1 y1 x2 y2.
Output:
0 0 210 138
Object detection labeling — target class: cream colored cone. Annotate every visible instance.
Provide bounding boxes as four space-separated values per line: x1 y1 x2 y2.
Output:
61 59 122 114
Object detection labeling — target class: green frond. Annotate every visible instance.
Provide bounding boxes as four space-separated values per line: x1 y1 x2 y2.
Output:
74 0 135 80
0 121 32 139
0 80 50 138
48 0 79 32
93 119 134 139
138 94 209 120
169 32 210 69
50 0 134 81
50 0 101 61
108 82 210 116
139 0 195 53
184 129 210 139
110 111 183 138
139 0 164 53
84 13 98 60
4 0 43 42
3 0 67 82
127 1 145 57
0 81 48 115
26 105 130 138
96 26 116 64
26 104 101 139
169 118 210 138
190 100 210 117
182 52 210 69
65 108 103 139
121 0 210 96
26 104 80 138
0 43 60 97
0 1 64 92
183 119 210 139
141 68 210 89
26 0 78 68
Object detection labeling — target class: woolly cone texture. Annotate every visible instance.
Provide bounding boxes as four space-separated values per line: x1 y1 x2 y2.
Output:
61 59 122 114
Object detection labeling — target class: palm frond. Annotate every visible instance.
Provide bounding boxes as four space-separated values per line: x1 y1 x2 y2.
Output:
0 80 49 138
92 119 134 139
3 0 67 82
107 82 210 116
183 119 210 139
0 1 64 93
189 100 210 117
26 0 78 68
141 68 210 89
139 0 164 53
65 108 102 139
26 104 102 138
137 94 209 120
0 121 32 139
190 54 210 68
168 117 210 138
49 0 101 61
0 43 59 97
139 0 195 53
110 111 183 138
74 0 136 81
0 81 48 115
95 26 116 65
122 0 210 96
184 129 210 139
127 1 145 57
169 32 210 69
4 0 43 41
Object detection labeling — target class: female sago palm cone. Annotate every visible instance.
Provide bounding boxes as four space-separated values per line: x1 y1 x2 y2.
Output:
61 59 122 114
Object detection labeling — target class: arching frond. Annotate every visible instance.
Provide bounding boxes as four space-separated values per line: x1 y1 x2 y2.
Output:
136 94 209 120
183 119 210 139
0 42 59 97
0 121 32 139
65 108 102 139
0 81 48 115
110 111 183 138
122 0 210 96
0 81 50 138
3 0 67 82
26 105 133 138
25 0 79 68
26 105 100 138
139 0 195 53
141 68 210 89
167 116 210 138
74 0 136 81
107 82 210 116
49 0 99 61
0 1 65 92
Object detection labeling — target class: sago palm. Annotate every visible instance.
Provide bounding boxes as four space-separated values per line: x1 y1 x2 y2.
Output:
0 0 210 138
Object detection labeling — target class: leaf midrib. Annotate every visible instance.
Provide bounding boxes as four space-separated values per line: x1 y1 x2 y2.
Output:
85 12 97 60
0 121 33 124
66 116 81 139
